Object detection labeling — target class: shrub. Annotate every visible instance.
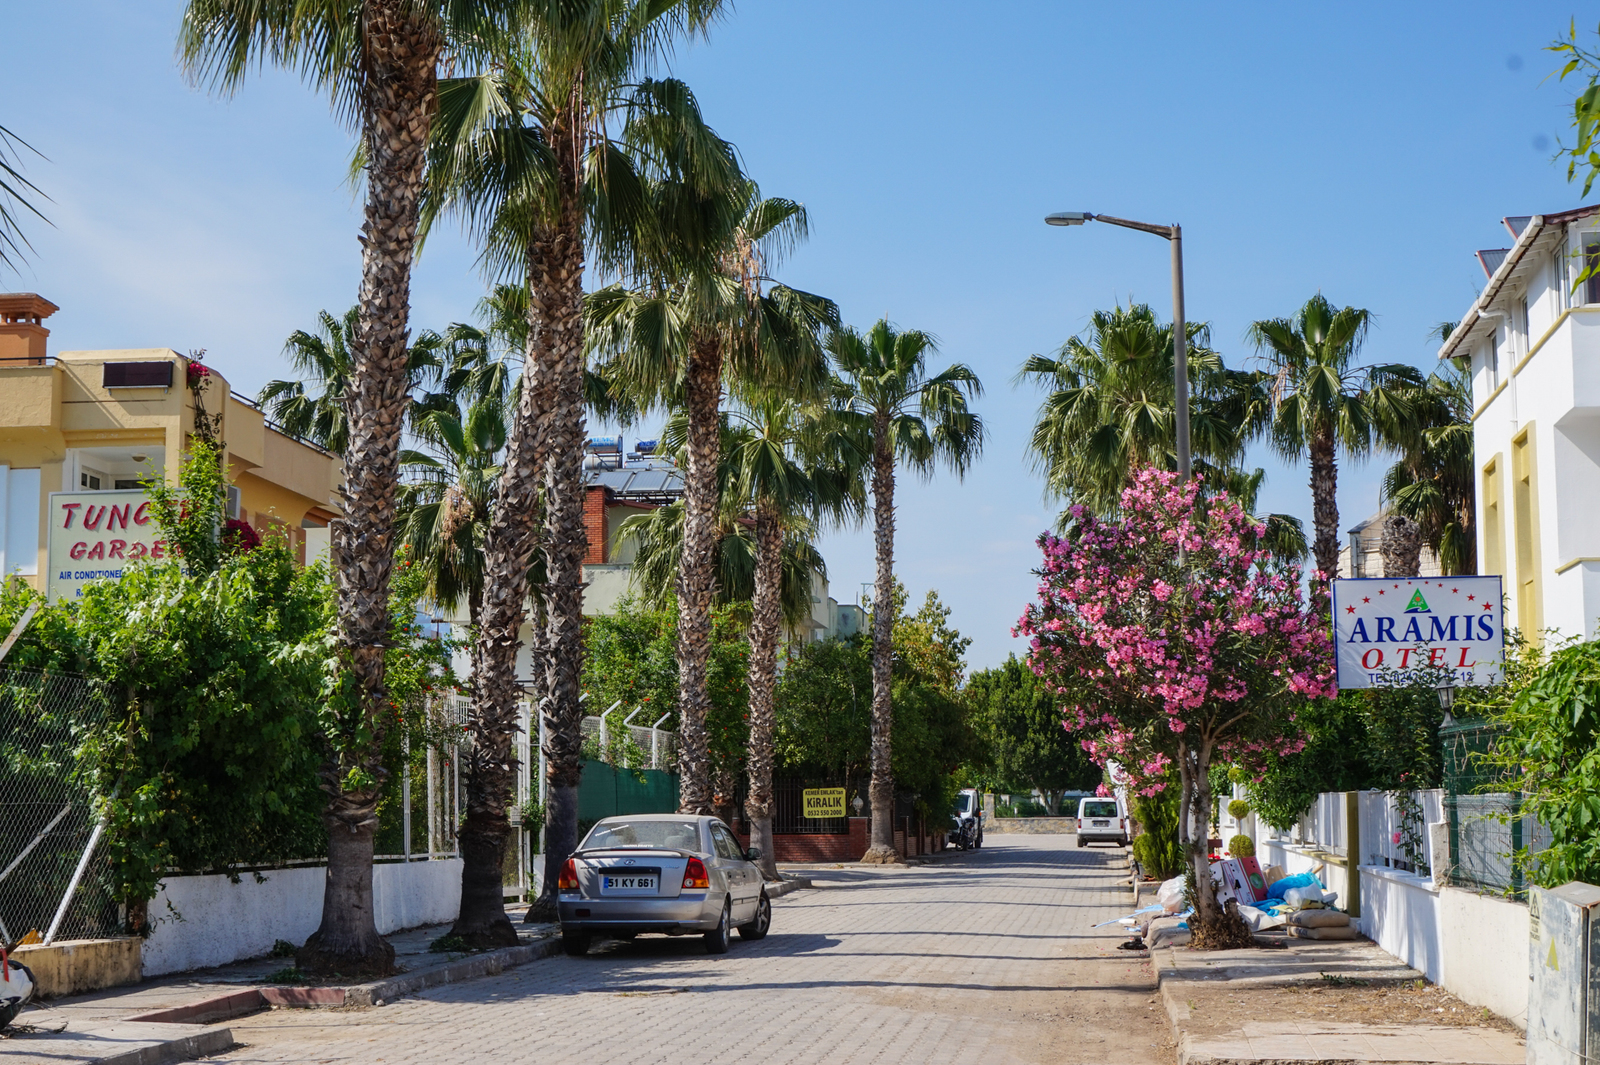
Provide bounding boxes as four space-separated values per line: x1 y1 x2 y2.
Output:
1227 834 1255 858
1227 799 1251 821
1131 785 1184 880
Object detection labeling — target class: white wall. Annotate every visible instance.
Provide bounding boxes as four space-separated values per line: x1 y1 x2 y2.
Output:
142 859 462 976
1359 867 1530 1029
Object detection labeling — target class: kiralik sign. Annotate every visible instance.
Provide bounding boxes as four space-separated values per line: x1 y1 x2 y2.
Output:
1331 576 1504 689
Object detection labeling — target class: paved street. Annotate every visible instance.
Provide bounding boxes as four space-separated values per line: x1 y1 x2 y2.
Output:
209 835 1169 1065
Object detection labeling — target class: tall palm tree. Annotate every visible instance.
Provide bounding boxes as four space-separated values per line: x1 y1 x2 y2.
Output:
826 320 983 863
179 0 511 976
588 179 835 818
397 397 507 648
723 395 861 880
1019 303 1264 516
0 122 48 273
1382 358 1475 575
421 9 730 935
1248 294 1424 586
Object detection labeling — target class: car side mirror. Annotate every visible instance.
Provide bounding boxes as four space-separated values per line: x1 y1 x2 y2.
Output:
745 847 762 862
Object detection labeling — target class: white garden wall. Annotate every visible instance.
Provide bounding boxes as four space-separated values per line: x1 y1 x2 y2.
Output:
1359 866 1530 1029
141 858 462 976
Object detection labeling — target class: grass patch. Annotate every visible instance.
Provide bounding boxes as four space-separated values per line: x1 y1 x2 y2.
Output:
429 934 470 954
264 967 307 984
269 939 297 958
1319 972 1371 987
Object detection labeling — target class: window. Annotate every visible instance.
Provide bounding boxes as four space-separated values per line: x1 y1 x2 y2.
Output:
710 823 743 860
1585 237 1600 304
226 485 241 519
1485 333 1500 391
1482 456 1505 583
1554 245 1572 311
1512 427 1543 645
79 471 101 491
1081 801 1119 819
1519 294 1531 355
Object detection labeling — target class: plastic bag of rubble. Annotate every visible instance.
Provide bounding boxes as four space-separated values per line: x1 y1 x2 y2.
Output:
1156 875 1188 913
0 953 36 1031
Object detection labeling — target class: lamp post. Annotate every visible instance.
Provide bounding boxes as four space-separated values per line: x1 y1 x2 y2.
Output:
1045 211 1190 480
1435 676 1458 730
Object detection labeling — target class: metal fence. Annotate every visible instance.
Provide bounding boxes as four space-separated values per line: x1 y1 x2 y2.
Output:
0 666 119 945
772 778 851 835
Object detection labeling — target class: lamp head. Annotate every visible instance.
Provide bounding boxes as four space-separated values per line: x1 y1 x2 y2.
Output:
1045 212 1094 226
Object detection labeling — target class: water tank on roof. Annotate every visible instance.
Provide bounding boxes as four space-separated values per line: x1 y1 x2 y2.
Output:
635 439 658 455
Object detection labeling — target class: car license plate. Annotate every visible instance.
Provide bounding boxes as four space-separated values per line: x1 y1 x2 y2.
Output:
600 873 659 894
1092 819 1109 826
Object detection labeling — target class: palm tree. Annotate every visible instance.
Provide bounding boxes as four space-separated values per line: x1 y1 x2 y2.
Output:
397 397 507 652
1382 357 1475 575
1019 303 1264 516
723 395 861 880
0 122 48 273
179 0 512 976
259 307 449 451
420 9 730 934
826 320 983 863
588 179 835 818
1248 295 1424 586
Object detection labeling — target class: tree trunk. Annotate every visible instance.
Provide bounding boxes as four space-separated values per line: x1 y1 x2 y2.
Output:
861 417 901 864
527 116 589 923
744 496 783 880
1183 741 1219 926
1380 514 1423 578
300 1 439 978
452 249 554 947
1308 428 1340 585
675 335 724 816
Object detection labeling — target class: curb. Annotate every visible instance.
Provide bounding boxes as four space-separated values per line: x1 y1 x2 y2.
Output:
767 877 811 898
344 936 562 1007
74 1024 235 1065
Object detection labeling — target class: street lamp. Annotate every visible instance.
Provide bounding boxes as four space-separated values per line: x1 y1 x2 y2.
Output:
1435 676 1458 730
1045 211 1190 480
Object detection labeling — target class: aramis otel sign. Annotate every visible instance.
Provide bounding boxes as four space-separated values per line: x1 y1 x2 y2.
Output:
1330 576 1504 689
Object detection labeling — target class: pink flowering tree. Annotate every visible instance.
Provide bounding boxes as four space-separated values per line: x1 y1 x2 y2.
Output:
1017 469 1334 930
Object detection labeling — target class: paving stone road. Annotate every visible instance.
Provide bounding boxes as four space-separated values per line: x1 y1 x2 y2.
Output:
212 835 1170 1065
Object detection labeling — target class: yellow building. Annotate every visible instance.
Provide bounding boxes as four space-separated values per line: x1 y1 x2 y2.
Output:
0 293 343 598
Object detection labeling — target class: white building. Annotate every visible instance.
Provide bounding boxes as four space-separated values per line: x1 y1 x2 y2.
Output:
1438 204 1600 646
1336 511 1442 580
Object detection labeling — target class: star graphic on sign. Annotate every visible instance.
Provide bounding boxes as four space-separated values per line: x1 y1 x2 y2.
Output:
1467 595 1475 601
1378 589 1385 595
1362 597 1370 603
1345 606 1355 614
1452 588 1458 594
1484 603 1493 610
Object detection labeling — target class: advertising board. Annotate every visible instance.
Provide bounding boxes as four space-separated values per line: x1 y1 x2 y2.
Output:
45 490 166 602
801 788 846 819
1330 575 1504 689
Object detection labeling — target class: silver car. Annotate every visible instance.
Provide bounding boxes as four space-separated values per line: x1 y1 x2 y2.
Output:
556 814 772 956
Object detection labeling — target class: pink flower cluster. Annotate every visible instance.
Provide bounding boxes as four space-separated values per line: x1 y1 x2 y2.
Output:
1017 468 1335 786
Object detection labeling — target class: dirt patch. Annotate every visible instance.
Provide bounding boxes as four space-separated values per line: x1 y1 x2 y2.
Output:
1178 976 1520 1038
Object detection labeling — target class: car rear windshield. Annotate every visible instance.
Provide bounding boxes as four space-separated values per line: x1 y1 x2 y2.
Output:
956 793 974 814
1081 802 1118 818
583 820 701 851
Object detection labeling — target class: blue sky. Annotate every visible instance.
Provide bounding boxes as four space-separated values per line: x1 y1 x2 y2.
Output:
1 2 1590 669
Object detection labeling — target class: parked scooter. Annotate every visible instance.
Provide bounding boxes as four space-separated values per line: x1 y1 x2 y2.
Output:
949 788 984 851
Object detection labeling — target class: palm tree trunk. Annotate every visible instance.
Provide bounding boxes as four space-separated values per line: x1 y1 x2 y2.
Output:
675 335 724 816
453 249 553 947
299 3 439 979
862 415 901 864
1308 428 1340 585
744 496 782 880
529 141 590 922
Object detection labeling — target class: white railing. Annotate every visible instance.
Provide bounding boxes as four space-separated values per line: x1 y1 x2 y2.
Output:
1357 788 1445 875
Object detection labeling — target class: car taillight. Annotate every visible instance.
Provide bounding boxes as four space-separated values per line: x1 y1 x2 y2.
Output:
682 857 709 890
559 857 579 892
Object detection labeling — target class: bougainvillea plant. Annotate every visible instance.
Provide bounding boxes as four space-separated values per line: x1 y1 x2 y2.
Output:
1016 468 1334 931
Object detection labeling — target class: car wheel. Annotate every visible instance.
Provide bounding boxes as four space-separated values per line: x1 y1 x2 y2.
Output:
561 931 590 957
738 892 772 941
1076 837 1086 848
704 900 731 954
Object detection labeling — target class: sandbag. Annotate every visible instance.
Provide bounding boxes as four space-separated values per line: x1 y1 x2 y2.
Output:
1288 908 1350 928
1238 904 1285 931
1147 914 1192 949
1287 923 1359 940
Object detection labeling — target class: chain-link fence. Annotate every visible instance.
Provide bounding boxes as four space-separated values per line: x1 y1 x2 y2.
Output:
0 666 119 945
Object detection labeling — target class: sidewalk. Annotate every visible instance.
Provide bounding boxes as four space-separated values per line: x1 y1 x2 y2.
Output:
1154 931 1525 1065
1 910 559 1065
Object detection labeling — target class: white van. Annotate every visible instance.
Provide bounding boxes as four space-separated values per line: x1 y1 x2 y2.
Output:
1075 796 1128 847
